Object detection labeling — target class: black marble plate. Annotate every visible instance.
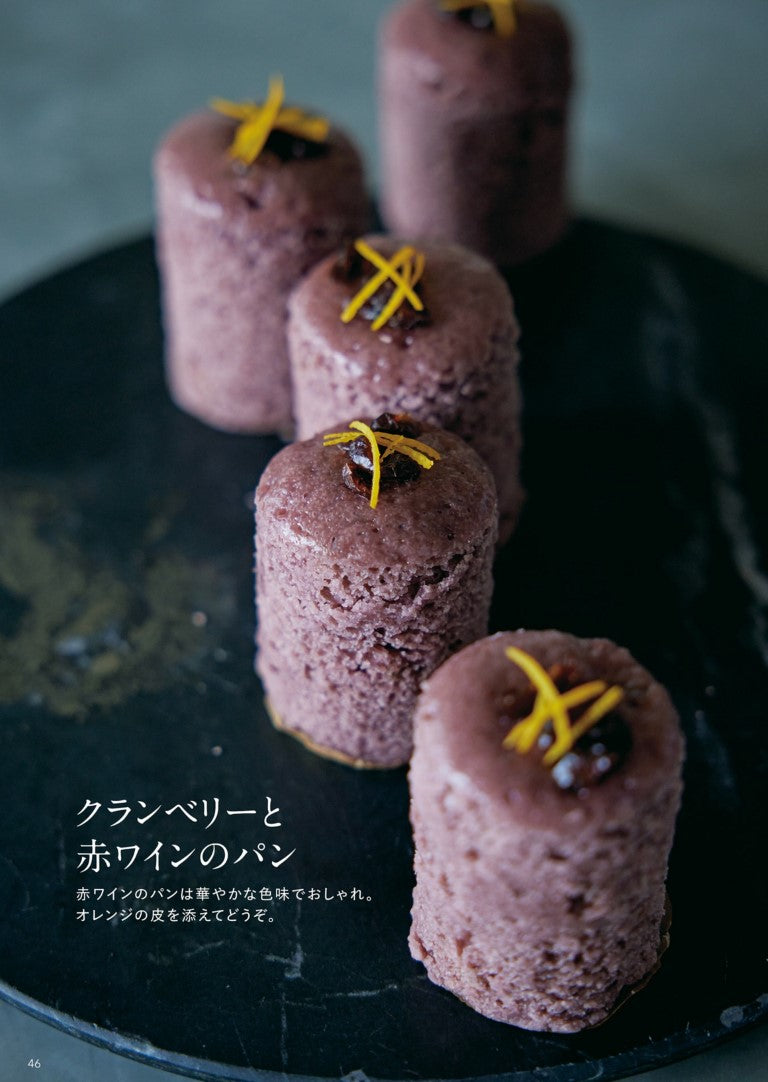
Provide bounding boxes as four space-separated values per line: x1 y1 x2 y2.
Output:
0 222 766 1082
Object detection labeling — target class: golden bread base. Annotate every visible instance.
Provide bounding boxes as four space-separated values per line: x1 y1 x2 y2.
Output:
264 697 400 770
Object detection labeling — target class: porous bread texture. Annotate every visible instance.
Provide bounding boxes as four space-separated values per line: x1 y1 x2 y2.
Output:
254 425 498 768
408 629 685 1031
153 109 368 434
378 0 572 266
288 236 523 544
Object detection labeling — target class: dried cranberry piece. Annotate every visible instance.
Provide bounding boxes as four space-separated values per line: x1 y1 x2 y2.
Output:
549 713 633 794
438 3 495 31
503 662 633 793
372 413 422 439
332 242 364 283
330 245 431 346
263 128 327 162
341 414 425 497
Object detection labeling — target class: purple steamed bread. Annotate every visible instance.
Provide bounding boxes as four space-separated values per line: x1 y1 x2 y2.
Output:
153 108 368 434
254 423 498 767
289 235 523 544
409 629 684 1031
379 0 572 266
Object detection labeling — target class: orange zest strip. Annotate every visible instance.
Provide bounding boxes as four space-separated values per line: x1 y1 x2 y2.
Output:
340 247 413 323
369 249 426 332
545 685 625 766
440 0 517 36
274 105 329 143
503 680 609 752
340 239 426 332
503 646 625 766
375 432 438 470
349 421 381 508
322 424 441 509
227 74 284 164
379 434 406 461
211 75 330 165
209 100 259 120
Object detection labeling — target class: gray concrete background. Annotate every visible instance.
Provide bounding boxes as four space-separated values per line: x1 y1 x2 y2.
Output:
1 1 767 1079
1 0 767 303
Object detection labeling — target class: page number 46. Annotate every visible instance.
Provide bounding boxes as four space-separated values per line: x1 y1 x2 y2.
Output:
27 1060 41 1069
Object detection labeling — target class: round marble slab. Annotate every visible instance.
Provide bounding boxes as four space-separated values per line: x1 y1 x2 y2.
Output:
0 223 766 1080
